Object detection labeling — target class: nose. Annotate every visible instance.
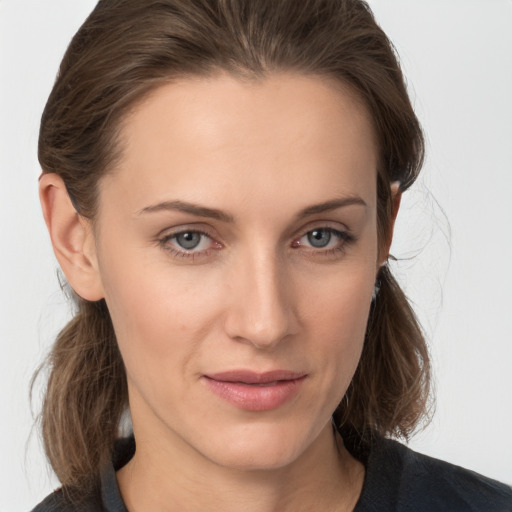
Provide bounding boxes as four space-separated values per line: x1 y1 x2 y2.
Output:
224 249 296 350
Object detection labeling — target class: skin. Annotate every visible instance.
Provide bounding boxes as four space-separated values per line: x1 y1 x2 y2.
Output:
40 73 399 512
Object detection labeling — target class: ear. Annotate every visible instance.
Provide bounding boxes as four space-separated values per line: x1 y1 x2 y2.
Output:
379 181 402 267
39 173 104 301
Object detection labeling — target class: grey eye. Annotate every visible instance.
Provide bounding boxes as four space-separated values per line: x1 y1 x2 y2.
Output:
175 232 202 250
307 229 332 248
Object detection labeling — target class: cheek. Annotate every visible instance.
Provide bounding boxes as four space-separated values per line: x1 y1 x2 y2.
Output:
99 267 226 429
107 279 212 343
315 293 370 370
302 255 375 333
300 261 375 382
98 247 225 381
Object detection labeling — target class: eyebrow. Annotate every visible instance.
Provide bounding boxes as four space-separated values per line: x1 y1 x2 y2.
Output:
137 196 367 222
137 200 234 222
295 197 367 219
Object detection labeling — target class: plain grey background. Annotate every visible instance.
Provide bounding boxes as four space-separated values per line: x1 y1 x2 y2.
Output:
1 1 511 509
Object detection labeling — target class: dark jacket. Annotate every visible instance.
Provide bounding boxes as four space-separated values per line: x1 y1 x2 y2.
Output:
31 435 512 511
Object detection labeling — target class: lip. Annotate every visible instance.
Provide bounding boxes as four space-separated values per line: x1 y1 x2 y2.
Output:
203 370 307 412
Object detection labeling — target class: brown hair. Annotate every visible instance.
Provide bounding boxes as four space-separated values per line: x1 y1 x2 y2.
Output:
37 0 429 497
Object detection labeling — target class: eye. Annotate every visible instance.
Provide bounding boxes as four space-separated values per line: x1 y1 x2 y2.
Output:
159 229 221 258
306 229 334 248
292 227 354 253
175 231 204 250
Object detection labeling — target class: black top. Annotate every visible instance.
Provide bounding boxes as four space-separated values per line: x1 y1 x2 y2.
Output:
31 435 512 511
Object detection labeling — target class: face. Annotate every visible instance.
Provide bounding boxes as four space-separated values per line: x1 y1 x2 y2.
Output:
93 73 381 471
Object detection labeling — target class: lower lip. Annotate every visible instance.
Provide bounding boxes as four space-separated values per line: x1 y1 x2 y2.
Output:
203 376 306 412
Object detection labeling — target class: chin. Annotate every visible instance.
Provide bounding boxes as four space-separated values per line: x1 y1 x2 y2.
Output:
209 443 302 472
198 419 324 472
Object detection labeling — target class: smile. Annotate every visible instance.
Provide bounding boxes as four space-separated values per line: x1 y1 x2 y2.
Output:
202 370 307 412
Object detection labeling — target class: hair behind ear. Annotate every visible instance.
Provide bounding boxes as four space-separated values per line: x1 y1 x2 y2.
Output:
34 296 127 499
334 265 432 442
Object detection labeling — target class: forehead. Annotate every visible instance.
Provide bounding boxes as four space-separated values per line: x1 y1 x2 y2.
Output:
101 72 378 217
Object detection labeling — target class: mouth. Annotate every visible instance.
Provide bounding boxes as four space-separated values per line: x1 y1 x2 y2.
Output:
202 370 307 412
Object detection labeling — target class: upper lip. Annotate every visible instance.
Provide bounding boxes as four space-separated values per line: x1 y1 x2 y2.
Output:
204 370 307 384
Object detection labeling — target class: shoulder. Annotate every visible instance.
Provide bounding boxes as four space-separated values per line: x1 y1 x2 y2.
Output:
30 490 65 512
355 437 512 512
30 437 134 512
30 488 102 512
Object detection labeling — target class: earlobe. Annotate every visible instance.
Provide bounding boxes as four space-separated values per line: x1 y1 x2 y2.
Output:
39 173 104 301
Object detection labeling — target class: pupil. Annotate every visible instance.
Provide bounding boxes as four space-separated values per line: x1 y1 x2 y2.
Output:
177 232 201 250
307 230 331 248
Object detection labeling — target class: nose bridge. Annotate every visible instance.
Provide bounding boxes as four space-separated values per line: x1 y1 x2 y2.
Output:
225 245 293 349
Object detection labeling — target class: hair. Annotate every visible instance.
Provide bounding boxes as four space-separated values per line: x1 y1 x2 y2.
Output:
36 0 430 498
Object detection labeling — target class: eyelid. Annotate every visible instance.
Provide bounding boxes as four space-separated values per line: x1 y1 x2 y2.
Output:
155 221 216 239
156 221 355 261
291 219 350 241
290 224 356 258
157 225 223 259
293 227 351 246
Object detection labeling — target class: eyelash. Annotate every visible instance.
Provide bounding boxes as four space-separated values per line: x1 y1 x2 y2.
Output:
158 229 220 260
158 227 355 260
292 228 355 257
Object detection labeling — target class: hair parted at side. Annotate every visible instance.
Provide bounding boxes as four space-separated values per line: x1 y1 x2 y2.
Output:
36 0 429 498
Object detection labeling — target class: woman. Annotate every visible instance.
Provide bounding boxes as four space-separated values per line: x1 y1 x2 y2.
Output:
32 0 511 511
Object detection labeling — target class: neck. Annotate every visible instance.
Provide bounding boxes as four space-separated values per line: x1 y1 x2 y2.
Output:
117 423 364 512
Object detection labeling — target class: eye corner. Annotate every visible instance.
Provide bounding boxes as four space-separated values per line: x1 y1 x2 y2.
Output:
290 226 356 258
157 227 223 261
